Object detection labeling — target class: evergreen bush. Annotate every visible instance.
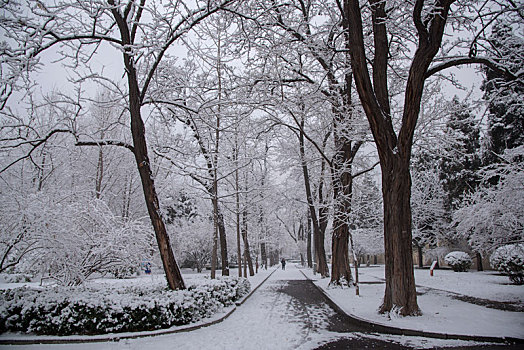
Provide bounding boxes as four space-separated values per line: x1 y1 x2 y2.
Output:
444 251 472 272
490 244 524 285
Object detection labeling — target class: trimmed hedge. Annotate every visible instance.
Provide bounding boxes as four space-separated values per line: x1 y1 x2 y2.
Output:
0 276 250 336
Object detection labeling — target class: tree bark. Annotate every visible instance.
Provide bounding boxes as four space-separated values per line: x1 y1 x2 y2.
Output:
329 135 355 286
110 4 185 290
242 209 254 276
235 154 242 277
306 210 312 268
218 211 229 276
260 242 267 269
378 158 419 315
211 195 219 279
329 73 360 286
476 252 483 271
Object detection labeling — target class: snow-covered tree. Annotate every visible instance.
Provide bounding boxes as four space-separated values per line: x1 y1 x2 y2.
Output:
439 98 482 211
482 22 524 165
411 151 447 267
350 174 383 262
16 194 153 285
453 147 524 253
174 218 213 274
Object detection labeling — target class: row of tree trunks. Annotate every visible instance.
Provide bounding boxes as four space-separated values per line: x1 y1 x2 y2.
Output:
329 102 359 286
298 120 329 277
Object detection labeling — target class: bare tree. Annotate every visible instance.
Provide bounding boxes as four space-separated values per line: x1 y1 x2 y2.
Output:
0 0 237 290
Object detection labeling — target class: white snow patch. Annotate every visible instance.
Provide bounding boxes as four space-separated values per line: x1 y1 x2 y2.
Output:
305 265 524 340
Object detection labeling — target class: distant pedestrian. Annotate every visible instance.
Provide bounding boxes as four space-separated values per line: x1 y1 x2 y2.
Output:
281 258 286 270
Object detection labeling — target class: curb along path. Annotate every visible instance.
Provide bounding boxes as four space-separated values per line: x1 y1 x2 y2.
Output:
298 268 523 346
0 268 278 346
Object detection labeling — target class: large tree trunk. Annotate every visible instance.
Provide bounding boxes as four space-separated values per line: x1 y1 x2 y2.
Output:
330 223 352 286
476 252 483 271
329 170 354 286
311 207 329 276
129 93 184 290
242 209 255 276
130 101 185 290
342 0 454 315
317 187 330 277
306 210 312 268
218 211 229 276
418 245 423 268
112 7 185 290
379 159 419 315
211 195 219 279
260 242 267 269
329 110 359 286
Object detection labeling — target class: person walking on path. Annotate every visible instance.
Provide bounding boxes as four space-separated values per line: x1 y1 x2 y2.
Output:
281 258 286 270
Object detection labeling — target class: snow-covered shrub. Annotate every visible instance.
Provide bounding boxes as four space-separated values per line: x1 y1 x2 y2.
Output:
444 251 472 272
0 273 32 283
490 244 524 285
0 276 250 335
23 196 154 285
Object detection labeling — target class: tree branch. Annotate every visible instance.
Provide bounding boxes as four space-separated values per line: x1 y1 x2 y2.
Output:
426 57 520 81
0 129 71 174
75 139 135 153
352 161 380 179
139 0 237 103
275 213 298 243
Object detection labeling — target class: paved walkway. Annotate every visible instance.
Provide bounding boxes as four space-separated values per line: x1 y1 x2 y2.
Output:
3 265 521 350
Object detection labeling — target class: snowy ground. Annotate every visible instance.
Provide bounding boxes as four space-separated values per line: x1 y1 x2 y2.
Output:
305 265 524 340
1 264 515 349
0 267 268 291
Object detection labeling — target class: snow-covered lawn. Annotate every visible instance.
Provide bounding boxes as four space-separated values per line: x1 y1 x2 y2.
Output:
306 265 524 340
360 265 523 303
0 267 266 291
